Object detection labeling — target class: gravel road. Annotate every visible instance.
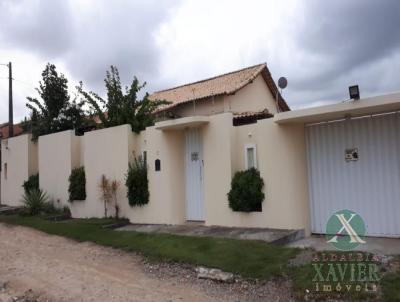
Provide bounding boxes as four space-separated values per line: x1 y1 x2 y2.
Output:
0 223 294 302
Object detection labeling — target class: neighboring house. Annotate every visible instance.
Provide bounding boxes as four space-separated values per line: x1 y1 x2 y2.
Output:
1 63 400 238
0 123 23 140
0 123 24 204
149 63 290 124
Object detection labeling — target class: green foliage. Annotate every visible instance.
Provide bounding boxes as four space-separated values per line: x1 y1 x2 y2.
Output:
21 189 49 215
68 167 86 201
23 63 89 140
22 174 39 195
126 155 149 206
42 202 71 217
228 168 265 212
77 66 169 133
21 189 71 217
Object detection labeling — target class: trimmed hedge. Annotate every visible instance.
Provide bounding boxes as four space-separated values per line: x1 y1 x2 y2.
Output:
68 167 86 201
22 174 39 194
228 168 264 212
126 155 149 207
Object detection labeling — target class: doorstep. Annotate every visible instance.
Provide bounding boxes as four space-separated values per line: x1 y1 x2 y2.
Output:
116 223 304 245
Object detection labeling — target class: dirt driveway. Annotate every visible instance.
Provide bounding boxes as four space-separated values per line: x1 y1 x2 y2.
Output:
0 223 293 302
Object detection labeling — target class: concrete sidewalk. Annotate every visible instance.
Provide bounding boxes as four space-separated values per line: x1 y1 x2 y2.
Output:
286 234 400 255
117 223 304 244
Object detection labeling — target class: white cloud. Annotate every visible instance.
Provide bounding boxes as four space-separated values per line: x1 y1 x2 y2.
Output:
155 0 301 88
0 0 399 123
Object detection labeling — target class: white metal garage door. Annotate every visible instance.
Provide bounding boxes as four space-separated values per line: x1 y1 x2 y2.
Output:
306 112 400 237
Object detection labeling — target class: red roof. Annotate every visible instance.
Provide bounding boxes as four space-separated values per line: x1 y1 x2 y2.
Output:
0 123 23 139
149 63 290 112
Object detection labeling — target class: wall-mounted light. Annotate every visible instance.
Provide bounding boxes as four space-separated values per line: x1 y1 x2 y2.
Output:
349 85 360 100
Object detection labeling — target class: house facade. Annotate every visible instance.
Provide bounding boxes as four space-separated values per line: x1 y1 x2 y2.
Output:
1 63 400 238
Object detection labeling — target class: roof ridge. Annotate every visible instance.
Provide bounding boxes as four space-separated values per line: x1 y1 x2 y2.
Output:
152 63 266 94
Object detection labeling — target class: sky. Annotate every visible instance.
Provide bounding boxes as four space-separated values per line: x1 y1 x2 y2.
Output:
0 0 400 123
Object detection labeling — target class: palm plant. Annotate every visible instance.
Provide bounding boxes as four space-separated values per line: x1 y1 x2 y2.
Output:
21 189 49 215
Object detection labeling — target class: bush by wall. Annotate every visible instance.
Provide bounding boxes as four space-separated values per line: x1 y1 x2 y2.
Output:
68 167 86 201
21 188 71 217
21 188 49 215
228 168 265 212
22 174 39 195
126 155 149 206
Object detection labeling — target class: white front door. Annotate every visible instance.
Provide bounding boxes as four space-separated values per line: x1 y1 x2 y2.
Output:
185 128 205 221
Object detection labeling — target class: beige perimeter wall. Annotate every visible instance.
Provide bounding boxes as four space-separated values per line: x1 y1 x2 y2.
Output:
28 124 186 224
39 130 81 208
202 113 310 233
1 134 38 206
1 116 310 233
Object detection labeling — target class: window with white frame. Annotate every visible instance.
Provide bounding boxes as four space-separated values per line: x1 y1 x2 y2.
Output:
244 144 257 169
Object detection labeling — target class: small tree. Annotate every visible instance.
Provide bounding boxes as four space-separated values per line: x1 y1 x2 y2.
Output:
99 175 120 218
78 66 169 133
24 63 88 140
126 155 149 206
99 175 112 218
110 180 120 218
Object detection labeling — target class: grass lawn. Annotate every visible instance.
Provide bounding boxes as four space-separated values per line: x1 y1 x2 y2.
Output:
0 215 298 280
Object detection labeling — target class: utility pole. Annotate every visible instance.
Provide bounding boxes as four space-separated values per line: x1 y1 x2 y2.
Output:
8 62 13 138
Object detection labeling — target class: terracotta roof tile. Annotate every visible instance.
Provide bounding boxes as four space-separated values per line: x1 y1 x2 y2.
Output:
232 109 274 126
149 63 290 112
232 109 273 118
0 123 23 139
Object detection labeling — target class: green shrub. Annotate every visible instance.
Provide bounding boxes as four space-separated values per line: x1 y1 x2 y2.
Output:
42 201 71 217
21 188 49 215
42 200 60 214
228 168 265 212
68 167 86 201
126 155 149 206
22 174 39 194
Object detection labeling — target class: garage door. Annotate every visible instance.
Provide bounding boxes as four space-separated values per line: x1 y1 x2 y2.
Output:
306 112 400 237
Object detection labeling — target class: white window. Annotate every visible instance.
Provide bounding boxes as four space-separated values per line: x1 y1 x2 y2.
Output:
244 144 257 169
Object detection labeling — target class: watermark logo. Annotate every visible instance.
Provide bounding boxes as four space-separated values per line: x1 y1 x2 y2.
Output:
326 209 366 251
308 209 380 298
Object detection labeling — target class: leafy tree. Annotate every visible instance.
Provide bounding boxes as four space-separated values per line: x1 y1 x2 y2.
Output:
78 66 168 133
24 63 87 140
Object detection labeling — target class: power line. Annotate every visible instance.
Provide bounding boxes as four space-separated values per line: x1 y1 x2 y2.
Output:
0 76 35 88
13 78 36 88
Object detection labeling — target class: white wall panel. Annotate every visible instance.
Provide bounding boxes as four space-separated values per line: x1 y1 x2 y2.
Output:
306 113 400 236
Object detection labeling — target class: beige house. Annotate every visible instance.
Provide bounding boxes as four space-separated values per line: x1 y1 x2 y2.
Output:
1 63 400 238
150 63 290 122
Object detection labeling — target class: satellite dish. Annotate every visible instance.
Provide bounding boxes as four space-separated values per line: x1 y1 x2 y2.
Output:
278 77 288 89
